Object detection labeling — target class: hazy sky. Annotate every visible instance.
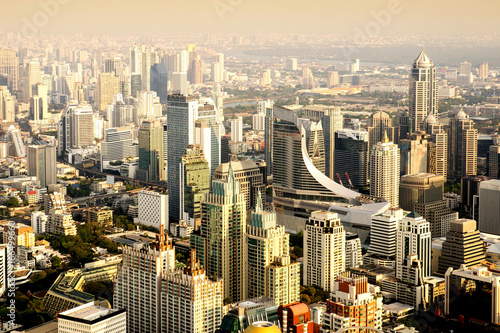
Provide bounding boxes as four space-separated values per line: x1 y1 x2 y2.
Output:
2 0 499 37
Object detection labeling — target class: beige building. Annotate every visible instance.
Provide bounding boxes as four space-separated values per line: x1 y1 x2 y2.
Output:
303 211 345 292
370 133 400 207
88 207 113 227
400 132 428 176
0 49 19 92
58 302 126 333
97 72 120 111
48 209 77 236
448 109 477 179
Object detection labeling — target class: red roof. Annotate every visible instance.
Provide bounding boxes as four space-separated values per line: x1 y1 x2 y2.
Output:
27 191 37 195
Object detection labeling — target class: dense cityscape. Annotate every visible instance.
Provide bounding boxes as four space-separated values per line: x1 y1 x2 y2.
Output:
0 1 500 333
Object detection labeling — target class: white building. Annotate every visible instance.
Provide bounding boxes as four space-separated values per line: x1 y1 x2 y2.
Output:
252 114 265 131
370 132 400 207
230 116 243 143
478 179 500 234
303 211 345 292
286 58 297 71
58 302 126 333
31 211 47 234
345 232 363 269
136 190 169 230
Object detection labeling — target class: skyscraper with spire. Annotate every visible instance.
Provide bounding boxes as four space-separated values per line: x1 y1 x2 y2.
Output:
191 162 247 303
370 131 400 207
409 48 438 132
246 192 300 306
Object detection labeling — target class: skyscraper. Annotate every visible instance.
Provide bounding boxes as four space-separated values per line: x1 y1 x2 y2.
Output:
246 194 300 306
460 61 472 76
399 173 444 212
27 145 56 188
448 109 477 179
286 58 297 71
400 131 429 176
22 61 42 103
334 128 369 188
0 49 19 92
479 62 489 80
150 63 168 104
191 163 247 302
167 94 198 219
478 179 500 234
114 232 175 333
58 104 94 155
97 72 119 111
367 111 398 152
195 99 223 176
137 120 164 182
425 114 448 181
370 132 400 207
0 86 15 122
303 211 345 292
137 189 169 230
100 128 138 171
409 49 438 132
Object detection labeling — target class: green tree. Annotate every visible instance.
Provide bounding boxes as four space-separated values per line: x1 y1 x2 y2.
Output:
51 256 62 268
224 297 233 305
6 197 21 207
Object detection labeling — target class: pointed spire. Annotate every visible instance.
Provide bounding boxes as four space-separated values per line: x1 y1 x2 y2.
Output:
255 190 263 213
382 130 390 143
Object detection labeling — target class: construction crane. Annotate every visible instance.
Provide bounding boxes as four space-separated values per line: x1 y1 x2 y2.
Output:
345 172 354 189
336 173 343 186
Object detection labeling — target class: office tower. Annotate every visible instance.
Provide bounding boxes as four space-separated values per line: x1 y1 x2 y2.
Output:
104 57 122 74
231 116 243 142
100 128 138 170
27 145 56 188
448 109 477 179
345 232 363 269
0 86 15 122
366 208 405 267
221 135 230 164
189 57 203 85
246 195 300 306
478 179 500 234
216 53 224 81
211 62 221 83
181 145 210 230
253 113 265 131
213 160 265 213
327 71 339 88
322 273 383 332
97 73 120 111
32 83 48 119
140 91 162 119
437 219 484 275
461 175 487 220
398 110 411 140
130 73 141 97
278 302 314 332
167 94 198 219
21 61 42 103
58 302 126 333
414 200 458 239
30 95 42 121
334 128 369 188
479 62 489 80
260 70 271 87
425 114 448 181
396 212 431 280
191 164 247 302
172 71 188 95
409 49 438 132
0 49 19 92
460 61 472 76
130 44 154 92
114 232 175 333
302 67 314 89
367 111 398 152
9 127 26 157
286 58 297 71
150 63 167 103
302 105 343 179
58 104 94 154
161 250 223 333
488 145 500 179
137 120 164 182
137 190 169 230
370 133 400 207
303 211 345 292
399 173 444 211
400 132 428 176
195 99 223 176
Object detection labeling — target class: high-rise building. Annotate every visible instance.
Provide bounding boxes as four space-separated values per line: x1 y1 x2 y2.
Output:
479 62 489 80
97 72 120 111
326 71 339 88
0 49 19 92
137 120 164 182
478 179 500 234
334 128 368 188
367 111 398 152
161 250 223 333
27 145 56 188
22 61 42 103
246 195 300 306
114 231 175 333
400 131 429 176
0 86 15 122
150 63 168 104
345 232 363 269
286 58 297 71
409 49 438 132
180 145 210 230
322 273 383 332
461 175 487 221
58 104 94 155
137 189 169 230
104 57 122 74
399 173 444 211
460 61 472 76
303 211 345 292
100 128 138 171
370 133 400 207
230 116 243 143
191 164 247 302
216 53 225 81
414 200 458 239
58 302 126 333
213 160 265 213
302 105 343 179
195 99 223 176
396 212 431 280
130 44 154 92
437 219 484 275
211 62 221 83
424 114 448 181
167 94 198 219
448 109 477 179
172 71 188 95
